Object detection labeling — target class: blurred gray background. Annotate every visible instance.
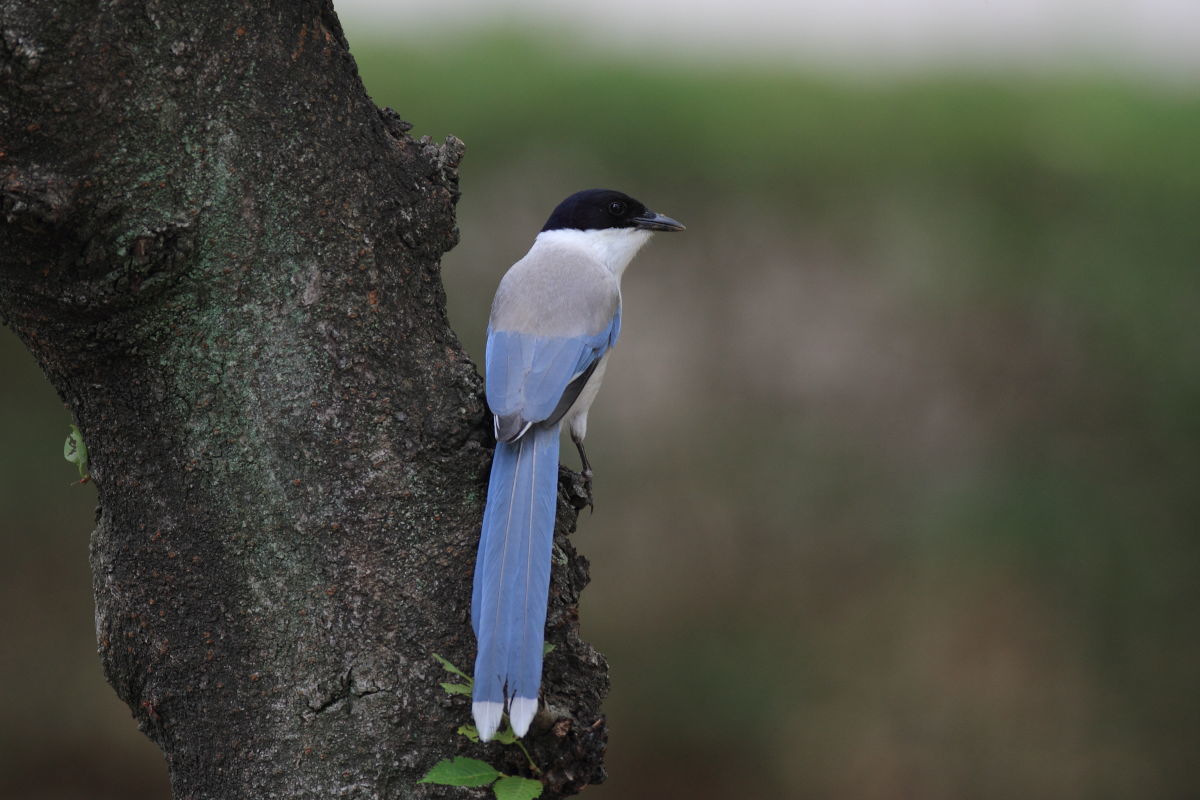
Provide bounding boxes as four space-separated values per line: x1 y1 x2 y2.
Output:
3 2 1199 798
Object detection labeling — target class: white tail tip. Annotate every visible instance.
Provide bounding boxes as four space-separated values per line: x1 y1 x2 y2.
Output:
509 696 538 738
473 700 504 742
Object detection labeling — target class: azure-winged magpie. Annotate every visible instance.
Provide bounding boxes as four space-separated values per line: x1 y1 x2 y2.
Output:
471 188 684 741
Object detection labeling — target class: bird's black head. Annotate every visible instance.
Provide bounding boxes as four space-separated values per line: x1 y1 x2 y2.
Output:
541 188 685 233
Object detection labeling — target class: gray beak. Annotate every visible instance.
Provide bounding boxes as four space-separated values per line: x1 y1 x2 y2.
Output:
633 210 686 232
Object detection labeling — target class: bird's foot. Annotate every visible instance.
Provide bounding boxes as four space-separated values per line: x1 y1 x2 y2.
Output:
561 466 595 513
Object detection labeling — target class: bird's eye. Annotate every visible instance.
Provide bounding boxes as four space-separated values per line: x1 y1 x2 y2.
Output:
608 201 627 216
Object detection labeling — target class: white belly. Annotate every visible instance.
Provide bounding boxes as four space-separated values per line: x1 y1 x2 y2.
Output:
562 353 609 442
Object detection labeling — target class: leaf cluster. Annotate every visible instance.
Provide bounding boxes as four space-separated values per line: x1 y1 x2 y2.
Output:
421 654 543 800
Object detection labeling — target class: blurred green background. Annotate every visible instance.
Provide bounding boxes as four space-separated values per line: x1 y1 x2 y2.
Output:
4 23 1199 800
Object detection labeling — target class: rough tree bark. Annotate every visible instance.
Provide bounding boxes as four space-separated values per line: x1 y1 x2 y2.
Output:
0 1 607 797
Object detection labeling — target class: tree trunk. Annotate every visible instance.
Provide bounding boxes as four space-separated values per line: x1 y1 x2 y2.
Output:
0 2 607 797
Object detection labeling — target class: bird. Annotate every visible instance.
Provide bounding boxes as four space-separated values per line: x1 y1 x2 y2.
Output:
470 188 684 741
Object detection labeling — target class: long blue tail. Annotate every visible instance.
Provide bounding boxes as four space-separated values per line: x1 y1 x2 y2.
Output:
471 424 560 741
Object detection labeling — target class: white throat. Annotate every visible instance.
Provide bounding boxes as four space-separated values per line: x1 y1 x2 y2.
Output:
535 227 654 279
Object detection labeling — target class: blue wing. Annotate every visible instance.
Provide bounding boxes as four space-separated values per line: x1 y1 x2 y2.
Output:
485 305 621 437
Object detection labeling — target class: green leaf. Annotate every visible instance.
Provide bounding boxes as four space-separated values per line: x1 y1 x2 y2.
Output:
63 424 89 479
492 775 543 800
457 724 481 742
491 725 518 745
419 757 500 787
440 682 473 696
542 643 555 655
432 653 473 685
